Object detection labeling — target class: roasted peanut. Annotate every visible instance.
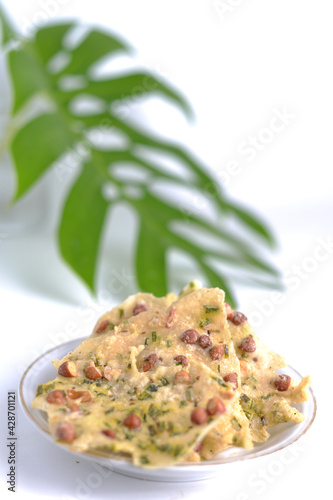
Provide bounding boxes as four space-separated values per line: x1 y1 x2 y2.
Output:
166 306 176 328
180 329 199 344
142 353 158 372
123 413 141 430
174 370 191 383
198 335 213 349
274 374 291 391
55 421 76 442
102 429 117 439
85 361 102 380
133 303 148 316
191 407 208 425
96 319 109 333
46 390 66 404
209 344 225 360
174 355 189 367
239 335 256 352
67 390 91 403
103 366 122 381
206 397 226 415
227 311 247 325
223 372 238 389
58 361 78 378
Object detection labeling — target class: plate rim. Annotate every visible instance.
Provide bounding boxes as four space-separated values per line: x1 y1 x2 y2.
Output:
19 336 317 471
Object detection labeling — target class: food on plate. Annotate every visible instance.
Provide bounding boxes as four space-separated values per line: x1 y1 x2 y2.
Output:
32 281 311 468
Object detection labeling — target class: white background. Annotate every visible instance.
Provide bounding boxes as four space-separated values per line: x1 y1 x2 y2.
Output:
0 0 332 499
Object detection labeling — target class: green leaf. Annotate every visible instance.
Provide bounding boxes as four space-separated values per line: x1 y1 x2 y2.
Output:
35 23 74 64
59 29 129 75
2 20 281 304
58 153 109 290
0 4 15 47
63 73 192 118
135 221 168 296
8 46 48 113
11 113 76 199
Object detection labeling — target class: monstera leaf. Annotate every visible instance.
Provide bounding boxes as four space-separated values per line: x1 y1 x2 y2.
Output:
0 6 281 306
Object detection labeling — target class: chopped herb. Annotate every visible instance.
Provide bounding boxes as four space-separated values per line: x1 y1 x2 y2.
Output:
186 388 194 402
231 417 242 431
261 416 267 426
83 378 94 385
224 345 229 357
148 425 156 436
36 385 43 396
147 384 159 392
148 404 162 418
156 443 172 453
119 308 124 319
97 392 106 397
199 318 212 328
212 377 229 388
167 421 174 432
122 319 130 326
125 433 133 440
151 331 157 342
127 387 136 395
105 407 115 414
179 400 187 407
159 377 169 386
262 393 272 400
103 421 111 428
204 305 219 313
157 421 166 432
217 364 220 373
127 363 131 369
166 339 172 348
137 441 148 450
173 445 184 457
140 455 150 464
241 394 250 403
95 358 103 367
137 391 153 400
144 337 149 345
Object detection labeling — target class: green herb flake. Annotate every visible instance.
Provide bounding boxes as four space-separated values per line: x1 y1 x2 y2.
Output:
36 385 44 396
151 331 157 342
262 393 272 400
140 455 150 464
204 305 219 313
144 337 149 345
105 407 115 414
241 394 250 403
146 384 159 392
166 339 172 348
199 318 212 328
179 400 187 407
186 388 194 402
137 391 153 400
159 377 169 386
211 377 229 388
173 445 184 457
148 425 156 436
231 417 242 431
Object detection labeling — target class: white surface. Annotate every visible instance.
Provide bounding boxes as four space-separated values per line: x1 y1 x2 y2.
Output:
0 0 332 498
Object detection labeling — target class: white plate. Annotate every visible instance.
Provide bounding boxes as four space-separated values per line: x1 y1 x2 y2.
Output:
19 338 316 482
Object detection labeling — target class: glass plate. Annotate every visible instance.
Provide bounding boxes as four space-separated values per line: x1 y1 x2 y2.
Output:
19 337 316 482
